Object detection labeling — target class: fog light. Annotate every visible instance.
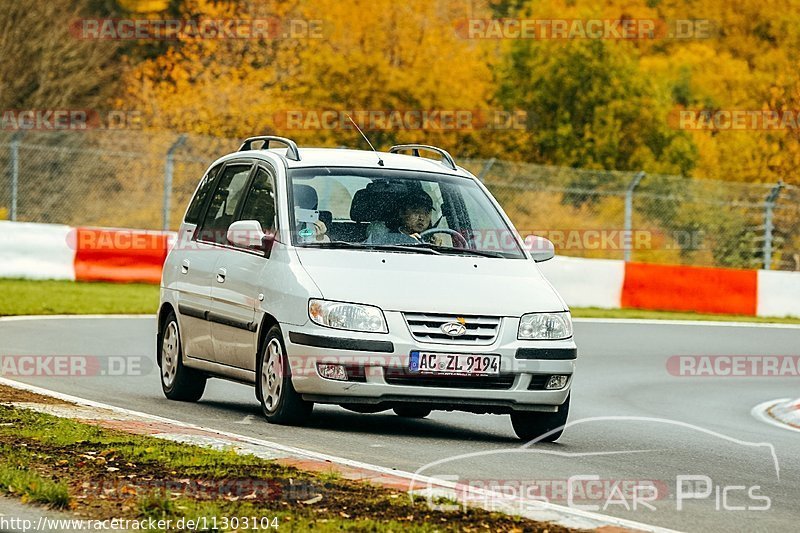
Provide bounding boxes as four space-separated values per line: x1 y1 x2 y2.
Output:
545 375 569 390
317 363 348 381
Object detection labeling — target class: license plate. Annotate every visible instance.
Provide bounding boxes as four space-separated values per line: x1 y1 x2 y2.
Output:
409 351 500 375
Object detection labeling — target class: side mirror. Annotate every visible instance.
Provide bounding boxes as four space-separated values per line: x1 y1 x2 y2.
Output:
524 235 555 262
227 220 275 257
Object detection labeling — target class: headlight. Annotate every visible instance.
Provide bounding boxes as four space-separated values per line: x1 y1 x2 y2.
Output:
308 299 388 333
518 312 573 340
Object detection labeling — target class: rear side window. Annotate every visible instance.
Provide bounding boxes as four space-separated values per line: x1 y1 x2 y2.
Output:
196 163 253 244
185 164 221 224
239 166 277 233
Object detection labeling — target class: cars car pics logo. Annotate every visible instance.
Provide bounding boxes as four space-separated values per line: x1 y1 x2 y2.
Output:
440 317 467 337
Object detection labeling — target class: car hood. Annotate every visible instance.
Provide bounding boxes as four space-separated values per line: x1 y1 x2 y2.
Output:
295 248 566 316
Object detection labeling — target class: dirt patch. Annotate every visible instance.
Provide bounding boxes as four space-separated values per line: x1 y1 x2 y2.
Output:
0 384 68 405
0 413 577 532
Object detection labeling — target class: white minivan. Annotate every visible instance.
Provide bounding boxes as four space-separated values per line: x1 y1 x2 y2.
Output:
158 137 576 441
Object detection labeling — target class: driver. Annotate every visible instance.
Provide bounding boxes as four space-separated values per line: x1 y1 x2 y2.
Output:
397 191 434 238
367 190 437 245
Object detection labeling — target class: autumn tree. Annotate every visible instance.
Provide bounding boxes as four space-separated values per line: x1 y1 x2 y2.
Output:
0 0 118 110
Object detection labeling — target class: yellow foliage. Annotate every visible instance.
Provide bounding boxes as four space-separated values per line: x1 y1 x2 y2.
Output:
120 0 800 185
123 0 493 153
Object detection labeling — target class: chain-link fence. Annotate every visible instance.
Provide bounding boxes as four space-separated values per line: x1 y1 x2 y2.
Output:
461 159 800 271
2 130 798 271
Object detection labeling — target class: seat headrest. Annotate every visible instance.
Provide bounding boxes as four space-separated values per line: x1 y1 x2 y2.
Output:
294 184 318 210
350 188 387 222
349 181 412 222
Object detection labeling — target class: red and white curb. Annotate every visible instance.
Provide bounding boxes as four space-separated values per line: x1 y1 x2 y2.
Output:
752 398 800 434
0 377 675 533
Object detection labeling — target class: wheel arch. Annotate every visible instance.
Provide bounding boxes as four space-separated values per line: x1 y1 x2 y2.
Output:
156 302 176 368
255 311 281 401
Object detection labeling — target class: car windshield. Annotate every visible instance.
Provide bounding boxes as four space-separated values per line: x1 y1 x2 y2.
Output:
288 167 525 259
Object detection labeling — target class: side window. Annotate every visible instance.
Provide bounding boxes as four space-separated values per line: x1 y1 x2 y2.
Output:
197 163 252 244
239 166 277 234
185 164 222 224
421 181 447 228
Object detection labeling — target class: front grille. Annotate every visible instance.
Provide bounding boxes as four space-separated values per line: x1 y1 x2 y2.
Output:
385 370 515 390
403 313 501 345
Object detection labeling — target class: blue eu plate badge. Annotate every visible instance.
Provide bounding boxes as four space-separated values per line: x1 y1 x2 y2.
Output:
409 351 420 372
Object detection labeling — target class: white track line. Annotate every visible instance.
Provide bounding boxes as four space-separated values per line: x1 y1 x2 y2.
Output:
751 399 800 434
0 377 676 532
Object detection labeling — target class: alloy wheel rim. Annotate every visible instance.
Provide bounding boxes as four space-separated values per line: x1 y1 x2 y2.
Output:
161 321 179 388
261 339 284 413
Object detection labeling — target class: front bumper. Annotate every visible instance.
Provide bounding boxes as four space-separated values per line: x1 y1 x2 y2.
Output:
282 312 576 413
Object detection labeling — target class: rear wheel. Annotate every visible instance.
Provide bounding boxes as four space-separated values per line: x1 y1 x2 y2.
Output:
510 395 570 442
393 405 432 418
160 311 206 402
257 325 313 425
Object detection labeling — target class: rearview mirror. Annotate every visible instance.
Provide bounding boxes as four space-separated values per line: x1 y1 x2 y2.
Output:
524 235 555 262
227 220 275 256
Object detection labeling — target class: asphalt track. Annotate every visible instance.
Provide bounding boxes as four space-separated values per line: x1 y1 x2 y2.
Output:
1 316 798 532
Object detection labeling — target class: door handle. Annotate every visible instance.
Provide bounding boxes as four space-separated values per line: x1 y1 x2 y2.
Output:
216 267 227 283
181 259 190 274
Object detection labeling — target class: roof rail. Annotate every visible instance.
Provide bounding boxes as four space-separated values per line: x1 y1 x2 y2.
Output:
239 136 301 161
388 144 457 171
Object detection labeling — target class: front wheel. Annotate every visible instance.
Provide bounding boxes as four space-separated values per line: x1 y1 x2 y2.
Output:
160 311 206 402
510 395 570 442
256 325 313 425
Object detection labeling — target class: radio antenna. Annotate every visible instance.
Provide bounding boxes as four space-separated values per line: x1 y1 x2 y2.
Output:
346 114 384 166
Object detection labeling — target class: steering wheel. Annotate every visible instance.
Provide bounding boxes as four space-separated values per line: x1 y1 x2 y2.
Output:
417 228 469 248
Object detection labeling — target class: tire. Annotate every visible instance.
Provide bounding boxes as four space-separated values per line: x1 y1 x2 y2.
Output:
160 311 206 402
393 405 432 418
256 325 313 425
510 394 570 442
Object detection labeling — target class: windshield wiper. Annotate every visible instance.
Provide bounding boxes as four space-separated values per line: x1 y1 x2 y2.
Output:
299 241 441 255
427 245 506 258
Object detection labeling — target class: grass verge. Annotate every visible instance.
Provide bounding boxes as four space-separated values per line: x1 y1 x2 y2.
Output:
0 279 159 316
0 385 564 532
1 278 798 324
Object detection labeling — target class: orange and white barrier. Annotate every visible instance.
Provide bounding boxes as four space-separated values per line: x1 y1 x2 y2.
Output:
1 221 799 318
0 221 175 284
621 262 758 316
70 227 174 284
0 221 76 280
540 256 799 319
